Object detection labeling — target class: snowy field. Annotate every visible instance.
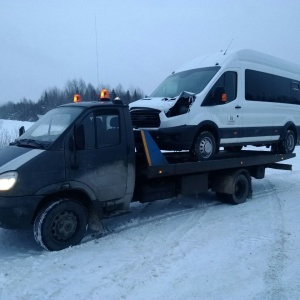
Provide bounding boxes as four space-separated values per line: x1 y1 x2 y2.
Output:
0 119 33 145
0 119 300 300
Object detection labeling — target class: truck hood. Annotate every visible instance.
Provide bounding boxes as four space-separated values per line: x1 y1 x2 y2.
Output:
0 146 44 174
129 92 196 113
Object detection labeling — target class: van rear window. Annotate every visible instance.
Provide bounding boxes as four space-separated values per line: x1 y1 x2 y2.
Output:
245 69 300 104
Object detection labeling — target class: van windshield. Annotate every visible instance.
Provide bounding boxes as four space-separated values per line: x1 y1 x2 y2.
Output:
15 106 84 147
150 66 220 98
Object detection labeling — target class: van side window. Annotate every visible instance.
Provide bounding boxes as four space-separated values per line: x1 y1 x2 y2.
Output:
291 81 300 104
245 69 300 104
202 71 237 106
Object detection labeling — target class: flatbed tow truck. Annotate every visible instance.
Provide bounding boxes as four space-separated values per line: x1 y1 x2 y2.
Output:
0 92 295 251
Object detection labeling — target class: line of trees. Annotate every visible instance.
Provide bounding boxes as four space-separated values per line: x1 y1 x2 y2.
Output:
0 79 144 121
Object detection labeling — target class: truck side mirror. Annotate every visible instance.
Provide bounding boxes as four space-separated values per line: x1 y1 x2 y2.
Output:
74 124 85 150
19 126 25 136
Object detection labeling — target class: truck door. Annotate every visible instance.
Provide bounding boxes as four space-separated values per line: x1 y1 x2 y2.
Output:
66 108 128 201
203 70 242 144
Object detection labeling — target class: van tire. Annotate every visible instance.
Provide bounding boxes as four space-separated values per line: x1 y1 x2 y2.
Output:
194 131 216 160
33 199 88 251
278 129 296 154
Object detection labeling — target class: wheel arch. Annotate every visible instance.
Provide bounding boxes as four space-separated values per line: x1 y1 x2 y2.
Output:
212 168 252 197
280 121 297 141
192 121 220 148
32 189 101 226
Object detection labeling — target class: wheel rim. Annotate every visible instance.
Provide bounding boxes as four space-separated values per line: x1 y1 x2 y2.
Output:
286 132 295 151
199 137 213 158
52 211 78 242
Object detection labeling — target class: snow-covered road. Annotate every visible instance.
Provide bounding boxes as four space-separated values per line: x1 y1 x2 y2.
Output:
0 120 299 299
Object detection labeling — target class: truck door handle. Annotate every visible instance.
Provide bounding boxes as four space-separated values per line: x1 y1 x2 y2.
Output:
235 105 241 109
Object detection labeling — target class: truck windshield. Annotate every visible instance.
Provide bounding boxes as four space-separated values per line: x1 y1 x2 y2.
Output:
150 66 220 98
16 106 84 146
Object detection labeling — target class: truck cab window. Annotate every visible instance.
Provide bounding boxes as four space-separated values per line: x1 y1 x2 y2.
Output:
95 113 120 148
202 71 237 106
81 112 120 149
82 113 95 149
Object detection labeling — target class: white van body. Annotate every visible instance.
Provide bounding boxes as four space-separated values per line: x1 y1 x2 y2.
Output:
129 49 300 159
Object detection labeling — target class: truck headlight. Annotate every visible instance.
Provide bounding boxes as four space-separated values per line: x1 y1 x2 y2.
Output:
0 172 18 191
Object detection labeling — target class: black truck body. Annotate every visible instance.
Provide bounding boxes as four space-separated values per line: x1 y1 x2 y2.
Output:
0 100 295 250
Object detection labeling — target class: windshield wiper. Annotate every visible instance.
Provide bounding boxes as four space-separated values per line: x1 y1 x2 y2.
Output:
10 139 45 149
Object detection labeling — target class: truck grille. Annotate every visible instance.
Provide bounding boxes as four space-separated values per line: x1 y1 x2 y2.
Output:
130 108 161 128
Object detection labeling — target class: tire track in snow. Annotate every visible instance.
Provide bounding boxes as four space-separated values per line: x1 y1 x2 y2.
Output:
88 197 217 299
98 196 220 239
254 178 292 300
251 174 298 200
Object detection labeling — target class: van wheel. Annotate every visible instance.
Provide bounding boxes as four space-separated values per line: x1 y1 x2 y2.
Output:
194 131 216 160
278 130 296 154
34 199 88 251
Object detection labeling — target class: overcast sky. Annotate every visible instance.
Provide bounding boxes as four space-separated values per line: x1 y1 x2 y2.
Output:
1 0 300 105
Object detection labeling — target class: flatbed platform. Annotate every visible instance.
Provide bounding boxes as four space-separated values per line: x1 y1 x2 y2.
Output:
136 130 295 178
142 151 295 178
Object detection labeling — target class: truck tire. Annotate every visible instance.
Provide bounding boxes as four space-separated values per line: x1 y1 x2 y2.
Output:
193 131 216 161
277 129 296 154
34 199 88 251
225 172 250 205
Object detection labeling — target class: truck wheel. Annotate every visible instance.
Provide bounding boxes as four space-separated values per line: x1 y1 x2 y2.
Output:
277 129 296 154
194 131 216 160
226 173 250 205
34 199 88 251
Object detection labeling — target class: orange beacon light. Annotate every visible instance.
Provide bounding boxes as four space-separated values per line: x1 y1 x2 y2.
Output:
99 89 110 101
74 94 81 102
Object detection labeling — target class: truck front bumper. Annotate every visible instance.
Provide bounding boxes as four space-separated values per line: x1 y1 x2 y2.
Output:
0 195 43 229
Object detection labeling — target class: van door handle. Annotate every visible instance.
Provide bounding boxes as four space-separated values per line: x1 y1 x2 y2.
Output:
235 105 241 109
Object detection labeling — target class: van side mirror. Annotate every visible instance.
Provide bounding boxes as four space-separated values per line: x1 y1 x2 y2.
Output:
74 124 85 150
214 87 227 103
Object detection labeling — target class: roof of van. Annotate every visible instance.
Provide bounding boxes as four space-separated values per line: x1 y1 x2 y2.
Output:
175 49 300 75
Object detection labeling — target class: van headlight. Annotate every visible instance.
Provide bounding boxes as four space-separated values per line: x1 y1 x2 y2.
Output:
0 172 18 191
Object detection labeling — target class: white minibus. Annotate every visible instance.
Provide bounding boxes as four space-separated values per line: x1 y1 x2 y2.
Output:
129 49 300 160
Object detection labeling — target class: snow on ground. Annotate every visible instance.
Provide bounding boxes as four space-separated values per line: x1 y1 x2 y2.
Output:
0 119 33 145
0 119 300 300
